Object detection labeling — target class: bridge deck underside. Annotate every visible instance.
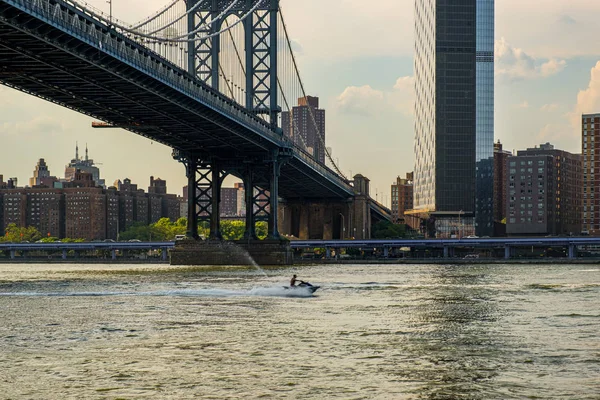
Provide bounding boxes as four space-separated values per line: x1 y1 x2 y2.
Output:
0 2 352 200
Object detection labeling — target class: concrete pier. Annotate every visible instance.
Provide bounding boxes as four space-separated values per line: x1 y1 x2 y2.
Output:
170 239 293 266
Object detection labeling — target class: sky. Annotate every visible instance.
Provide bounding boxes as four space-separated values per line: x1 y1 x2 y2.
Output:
2 0 600 206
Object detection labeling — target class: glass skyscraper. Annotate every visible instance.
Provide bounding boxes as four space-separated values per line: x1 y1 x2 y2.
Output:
413 0 494 237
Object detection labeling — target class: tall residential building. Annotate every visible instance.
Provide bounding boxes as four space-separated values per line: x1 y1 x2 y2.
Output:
507 143 582 236
29 158 52 187
221 187 240 217
281 96 326 163
493 140 511 230
148 176 167 195
3 190 27 229
413 0 495 237
26 188 64 238
64 143 105 188
64 187 107 240
582 113 600 234
391 173 414 224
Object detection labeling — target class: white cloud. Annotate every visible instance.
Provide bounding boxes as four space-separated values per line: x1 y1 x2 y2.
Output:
540 103 560 112
537 123 570 142
335 76 415 117
0 115 67 137
515 101 530 109
390 76 415 116
495 38 566 81
335 85 384 116
571 61 600 131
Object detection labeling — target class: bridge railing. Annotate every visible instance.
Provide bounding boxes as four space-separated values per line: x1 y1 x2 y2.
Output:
14 0 285 145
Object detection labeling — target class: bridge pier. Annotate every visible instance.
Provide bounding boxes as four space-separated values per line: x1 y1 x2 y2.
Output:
171 152 292 266
504 245 511 260
568 244 576 259
279 201 349 240
62 249 67 260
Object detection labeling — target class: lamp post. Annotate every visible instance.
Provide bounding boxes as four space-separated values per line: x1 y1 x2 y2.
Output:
339 213 345 240
107 0 112 26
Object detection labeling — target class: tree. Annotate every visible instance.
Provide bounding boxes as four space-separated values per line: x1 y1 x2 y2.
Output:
2 224 42 243
372 221 406 239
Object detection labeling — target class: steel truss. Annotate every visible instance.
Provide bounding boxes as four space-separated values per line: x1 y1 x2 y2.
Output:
175 149 288 241
186 0 279 127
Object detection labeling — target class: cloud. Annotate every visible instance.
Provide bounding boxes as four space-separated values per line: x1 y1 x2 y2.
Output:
515 101 530 109
571 61 600 131
558 15 577 25
390 76 415 115
495 38 567 81
335 85 384 116
0 115 67 137
540 103 560 112
537 123 571 142
335 76 415 117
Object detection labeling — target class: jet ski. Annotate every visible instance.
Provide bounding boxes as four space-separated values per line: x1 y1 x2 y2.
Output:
284 281 320 293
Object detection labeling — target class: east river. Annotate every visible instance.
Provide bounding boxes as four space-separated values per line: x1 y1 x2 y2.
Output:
0 263 598 399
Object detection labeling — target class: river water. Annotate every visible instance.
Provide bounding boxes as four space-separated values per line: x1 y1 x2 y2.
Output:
0 263 598 399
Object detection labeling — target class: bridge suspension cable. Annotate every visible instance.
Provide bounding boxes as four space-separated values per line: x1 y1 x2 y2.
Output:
278 8 348 180
128 0 179 31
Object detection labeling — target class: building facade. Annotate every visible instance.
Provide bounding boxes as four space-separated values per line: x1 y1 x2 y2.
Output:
0 175 181 241
507 143 582 236
29 158 52 187
64 144 105 188
391 173 414 225
64 187 107 240
413 0 494 236
582 113 600 235
281 96 326 163
26 188 64 238
493 141 511 232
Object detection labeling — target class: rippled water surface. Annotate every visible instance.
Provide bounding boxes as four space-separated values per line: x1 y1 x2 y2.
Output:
0 263 598 399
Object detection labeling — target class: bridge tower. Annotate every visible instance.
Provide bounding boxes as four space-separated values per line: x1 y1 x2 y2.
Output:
173 0 288 254
185 0 280 128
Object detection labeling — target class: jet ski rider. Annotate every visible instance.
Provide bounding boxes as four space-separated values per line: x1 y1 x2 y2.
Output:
290 274 305 287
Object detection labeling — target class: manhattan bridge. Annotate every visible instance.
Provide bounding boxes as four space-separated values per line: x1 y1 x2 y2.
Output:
0 0 390 251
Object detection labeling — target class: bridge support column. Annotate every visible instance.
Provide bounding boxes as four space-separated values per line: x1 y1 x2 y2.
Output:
384 247 389 258
267 154 281 239
10 250 15 259
326 248 331 259
111 249 116 260
186 157 199 239
62 249 67 260
350 175 371 239
568 244 576 259
243 166 257 240
443 246 449 259
162 248 168 261
504 245 511 260
209 161 223 240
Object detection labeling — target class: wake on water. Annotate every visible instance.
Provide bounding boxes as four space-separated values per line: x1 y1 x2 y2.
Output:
0 286 316 299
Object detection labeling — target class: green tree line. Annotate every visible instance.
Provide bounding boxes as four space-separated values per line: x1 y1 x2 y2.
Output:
119 218 268 241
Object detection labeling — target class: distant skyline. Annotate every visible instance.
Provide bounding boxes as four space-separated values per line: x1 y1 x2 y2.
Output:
2 0 600 207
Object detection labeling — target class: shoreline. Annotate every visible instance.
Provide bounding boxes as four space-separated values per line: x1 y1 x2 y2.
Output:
0 258 598 265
